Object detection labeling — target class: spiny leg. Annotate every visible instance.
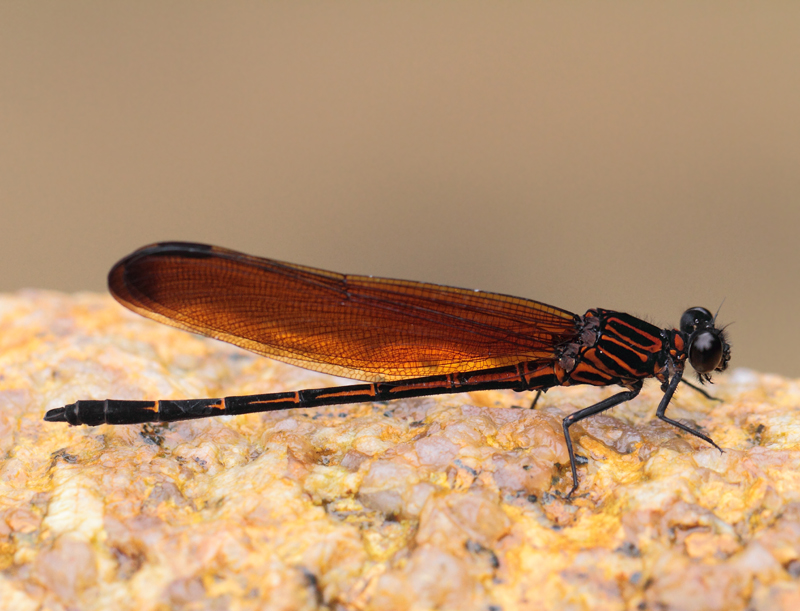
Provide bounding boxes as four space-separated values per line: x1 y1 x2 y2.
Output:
680 378 722 402
562 381 643 498
529 390 543 409
657 368 723 452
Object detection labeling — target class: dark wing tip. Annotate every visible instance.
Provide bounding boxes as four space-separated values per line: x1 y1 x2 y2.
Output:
112 242 215 267
107 242 218 308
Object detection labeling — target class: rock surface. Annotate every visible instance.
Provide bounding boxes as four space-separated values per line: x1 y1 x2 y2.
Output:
1 291 798 610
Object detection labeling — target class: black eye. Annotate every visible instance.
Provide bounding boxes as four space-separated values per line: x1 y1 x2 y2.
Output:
680 307 714 335
689 330 723 374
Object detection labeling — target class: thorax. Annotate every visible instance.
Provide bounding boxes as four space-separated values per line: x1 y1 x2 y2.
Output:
555 308 685 388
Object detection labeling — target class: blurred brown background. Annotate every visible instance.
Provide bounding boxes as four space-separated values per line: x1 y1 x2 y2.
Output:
1 3 798 377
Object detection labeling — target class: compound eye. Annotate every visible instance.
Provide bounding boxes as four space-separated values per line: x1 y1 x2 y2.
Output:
680 307 714 334
689 330 723 374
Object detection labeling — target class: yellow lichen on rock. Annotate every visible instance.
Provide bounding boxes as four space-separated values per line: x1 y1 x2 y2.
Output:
1 291 800 610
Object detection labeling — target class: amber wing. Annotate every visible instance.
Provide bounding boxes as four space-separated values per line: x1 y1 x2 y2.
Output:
108 242 578 382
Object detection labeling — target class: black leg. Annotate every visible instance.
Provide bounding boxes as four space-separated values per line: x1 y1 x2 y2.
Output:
562 381 643 498
656 368 723 452
680 378 722 402
530 390 543 409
